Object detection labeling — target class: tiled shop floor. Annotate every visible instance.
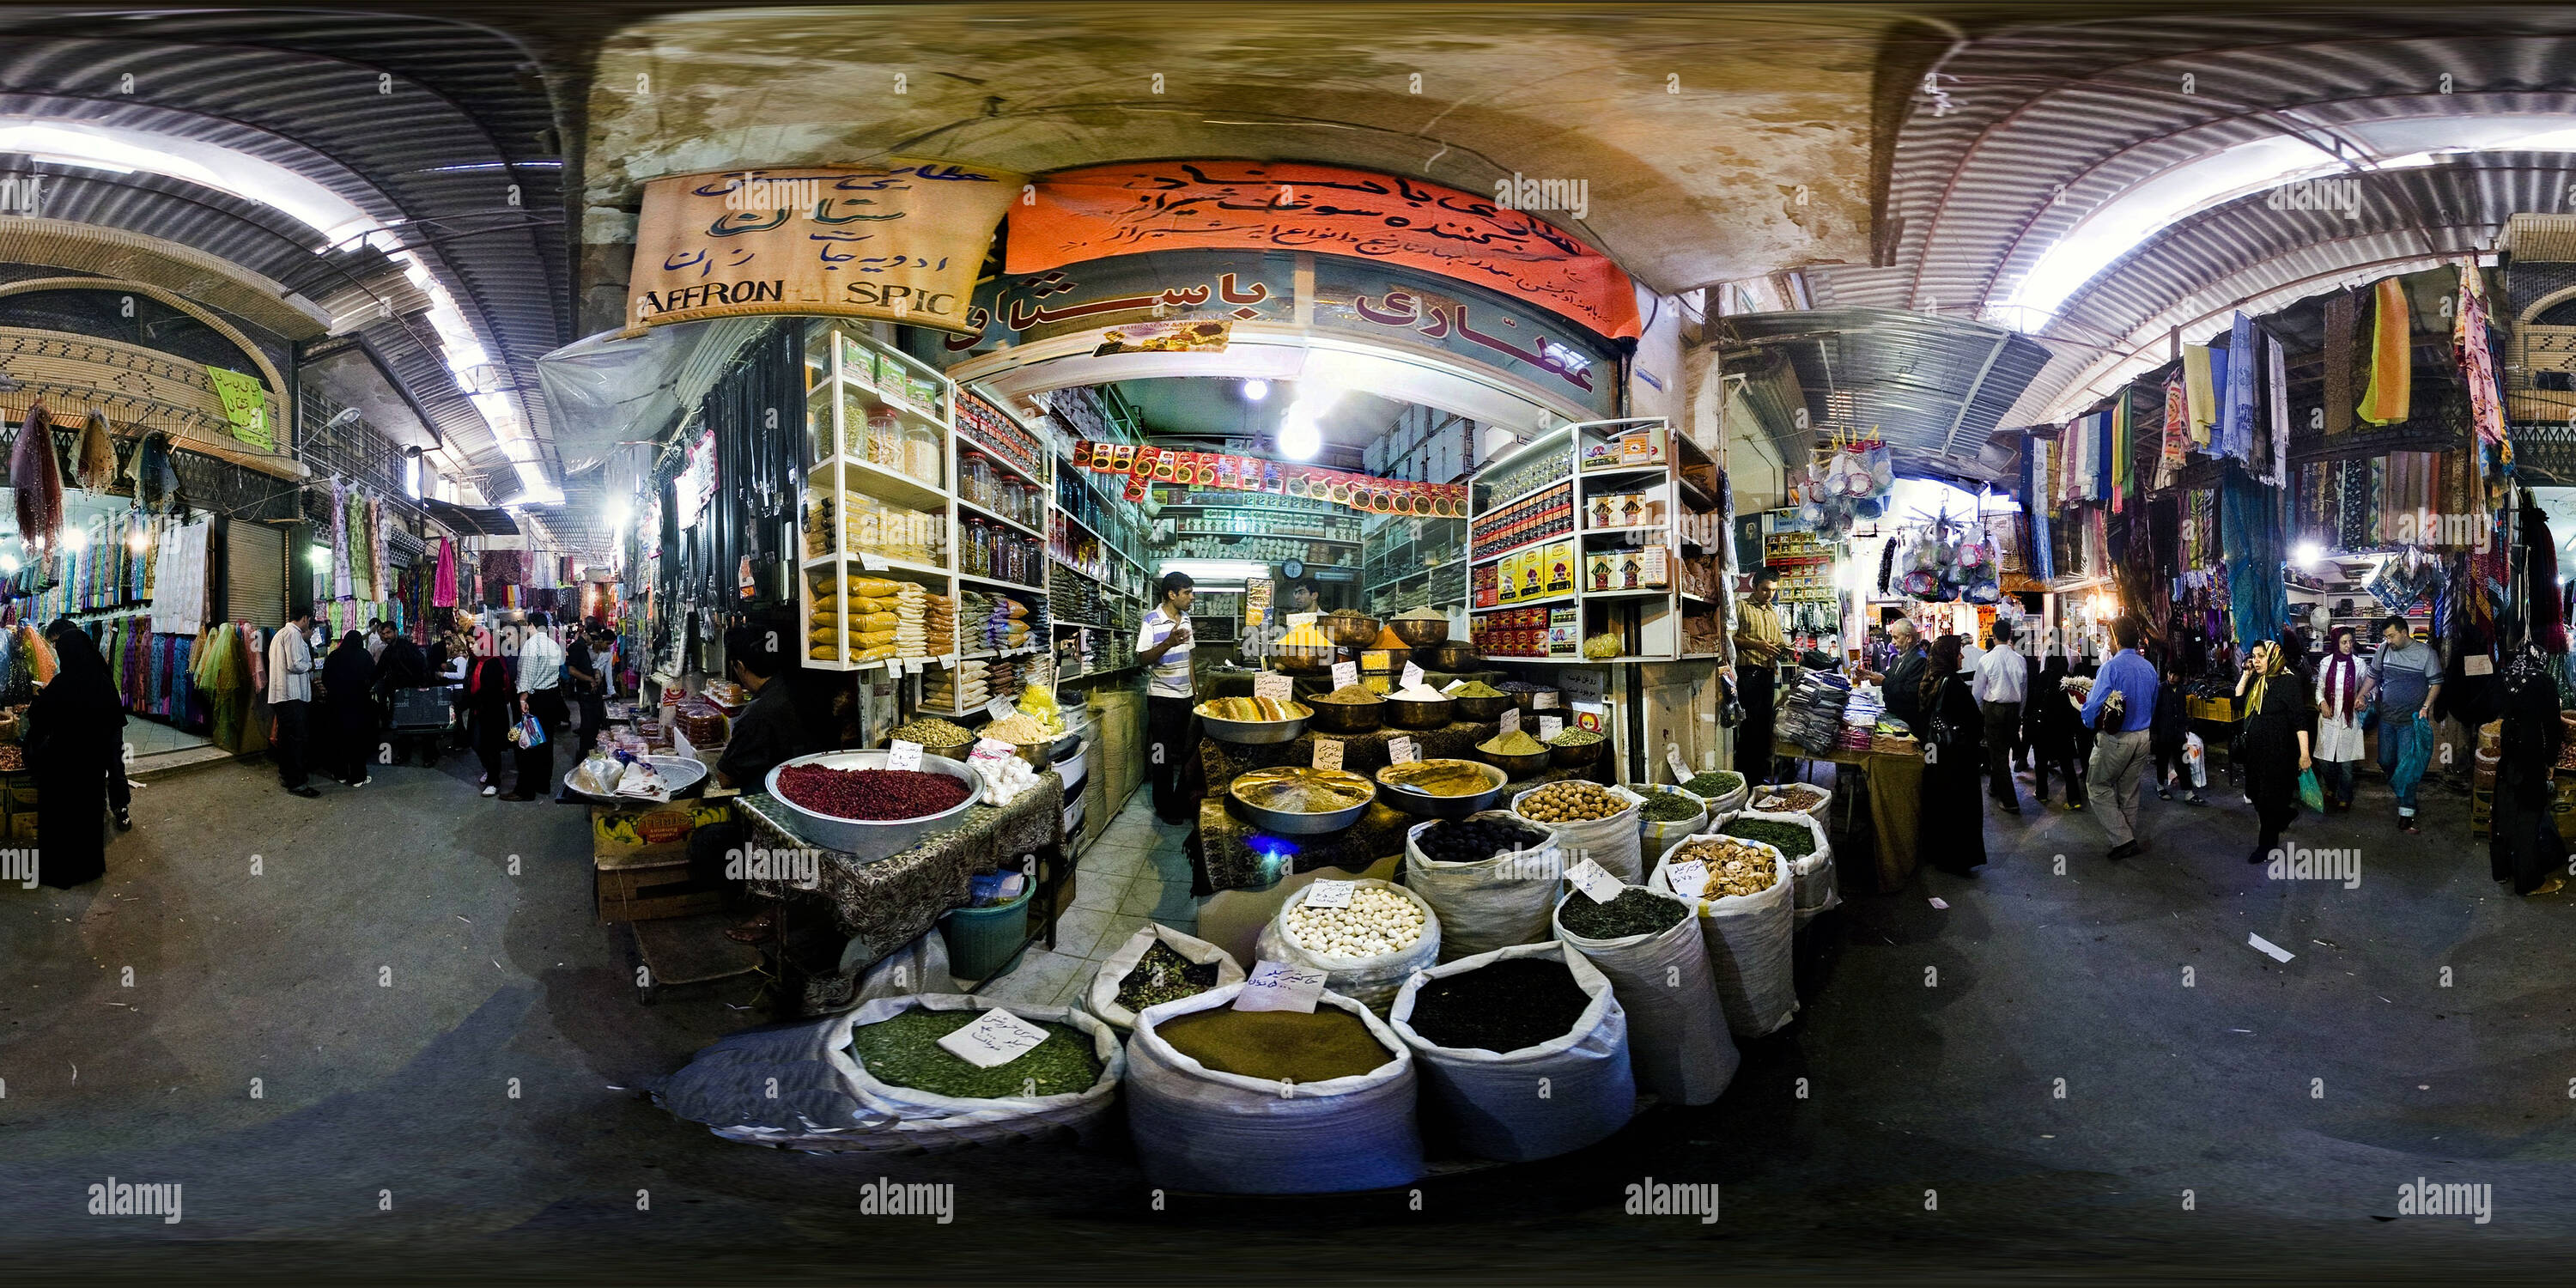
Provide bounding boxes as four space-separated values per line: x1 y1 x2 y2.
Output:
975 793 1200 1007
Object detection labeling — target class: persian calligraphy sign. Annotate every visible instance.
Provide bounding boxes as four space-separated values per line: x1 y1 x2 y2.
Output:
627 161 1024 334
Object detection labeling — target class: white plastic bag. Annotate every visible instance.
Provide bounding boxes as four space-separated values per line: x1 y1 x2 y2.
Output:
1389 941 1635 1161
1086 923 1247 1031
1127 983 1424 1193
1651 835 1799 1039
1404 812 1562 962
1255 878 1443 1014
840 927 956 1005
1637 785 1710 855
1551 887 1737 1106
1512 783 1647 883
2184 732 2208 787
1719 808 1839 927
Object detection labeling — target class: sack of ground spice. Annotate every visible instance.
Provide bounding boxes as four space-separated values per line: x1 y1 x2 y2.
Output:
1388 942 1635 1163
1650 835 1797 1039
1127 984 1424 1194
1720 808 1838 928
1510 782 1648 884
1252 878 1443 1014
1631 785 1710 854
1085 923 1247 1030
1550 887 1736 1106
1403 811 1561 962
841 994 1126 1139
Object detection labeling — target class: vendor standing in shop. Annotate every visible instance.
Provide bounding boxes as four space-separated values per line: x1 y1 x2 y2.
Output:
2371 615 2442 835
1236 577 1318 664
1733 568 1788 786
1138 571 1200 824
700 623 813 945
1875 617 1929 735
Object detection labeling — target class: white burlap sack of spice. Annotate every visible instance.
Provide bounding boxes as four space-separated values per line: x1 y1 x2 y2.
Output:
1722 807 1839 927
1551 886 1737 1107
1635 786 1710 855
1403 813 1562 963
1127 983 1424 1194
1512 783 1647 883
1651 835 1798 1039
1388 941 1635 1162
1254 878 1443 1014
841 994 1127 1135
1747 781 1832 823
1085 923 1247 1031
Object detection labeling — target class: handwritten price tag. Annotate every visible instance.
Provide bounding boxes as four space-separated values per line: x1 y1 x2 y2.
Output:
1565 857 1623 904
1540 715 1563 741
1233 960 1328 1013
1664 859 1709 899
1255 671 1294 702
987 697 1019 721
1331 661 1358 690
1500 708 1521 736
1312 738 1345 771
1534 690 1559 709
886 739 923 771
1388 736 1419 765
1401 661 1425 690
933 1008 1051 1068
1666 744 1692 783
1303 879 1356 908
1286 612 1318 629
860 553 890 573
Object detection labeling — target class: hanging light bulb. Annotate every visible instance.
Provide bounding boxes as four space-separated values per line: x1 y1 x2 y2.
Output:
1278 398 1321 461
0 552 17 574
1241 378 1269 402
60 525 89 551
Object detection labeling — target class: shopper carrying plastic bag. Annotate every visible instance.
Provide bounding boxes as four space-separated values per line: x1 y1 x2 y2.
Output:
1551 886 1737 1106
1390 941 1635 1161
1086 923 1247 1030
1127 983 1424 1194
1651 835 1799 1038
1404 813 1562 962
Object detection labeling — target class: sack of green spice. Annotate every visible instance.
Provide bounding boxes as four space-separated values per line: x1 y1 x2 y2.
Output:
1388 942 1636 1162
1550 886 1736 1106
1086 923 1246 1030
842 995 1125 1138
1631 785 1710 854
1403 812 1561 963
1721 808 1838 928
1650 835 1797 1039
1127 984 1425 1194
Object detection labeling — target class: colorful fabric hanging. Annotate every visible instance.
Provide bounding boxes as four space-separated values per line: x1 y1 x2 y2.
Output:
2110 390 2130 513
2223 312 2257 463
432 537 458 607
2322 289 2358 436
2359 276 2412 426
2453 262 2507 447
2184 345 2217 446
2264 333 2290 488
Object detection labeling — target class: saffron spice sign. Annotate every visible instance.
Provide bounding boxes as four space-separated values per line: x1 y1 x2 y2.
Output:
1069 440 1469 515
627 161 1023 334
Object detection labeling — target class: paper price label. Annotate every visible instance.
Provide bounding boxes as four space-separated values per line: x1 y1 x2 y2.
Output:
986 697 1019 721
886 739 924 771
1400 662 1425 690
1388 736 1419 765
1255 671 1294 702
1540 715 1563 741
1499 708 1521 736
859 553 890 573
1234 960 1328 1013
1332 661 1359 690
1667 744 1692 784
1303 879 1356 908
1312 738 1345 771
1534 690 1559 709
1664 859 1708 899
933 1008 1051 1068
2464 654 2494 677
1558 669 1605 704
1565 857 1623 904
1286 612 1319 629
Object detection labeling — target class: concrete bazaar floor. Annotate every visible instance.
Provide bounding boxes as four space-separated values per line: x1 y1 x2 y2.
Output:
1 752 2570 1283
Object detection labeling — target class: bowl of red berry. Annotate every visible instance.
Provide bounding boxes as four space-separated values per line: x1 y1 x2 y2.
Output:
764 750 986 860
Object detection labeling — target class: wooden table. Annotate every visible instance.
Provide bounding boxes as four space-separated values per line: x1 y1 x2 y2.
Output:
1772 738 1925 894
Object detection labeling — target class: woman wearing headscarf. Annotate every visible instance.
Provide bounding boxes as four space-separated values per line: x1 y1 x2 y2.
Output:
463 635 516 799
321 630 377 787
2312 627 2371 812
2022 653 2088 810
27 619 125 887
1917 634 1989 875
2236 640 2314 865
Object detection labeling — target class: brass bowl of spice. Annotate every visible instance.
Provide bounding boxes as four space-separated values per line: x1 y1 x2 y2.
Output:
1304 683 1385 733
1445 680 1513 722
1388 607 1449 649
1474 727 1552 781
1321 610 1382 649
1546 725 1607 767
1375 758 1508 818
1228 765 1376 835
1428 640 1479 671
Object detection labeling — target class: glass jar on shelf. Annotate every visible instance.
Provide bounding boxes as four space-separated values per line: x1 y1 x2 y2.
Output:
906 418 942 489
866 406 903 472
963 517 988 577
967 452 997 509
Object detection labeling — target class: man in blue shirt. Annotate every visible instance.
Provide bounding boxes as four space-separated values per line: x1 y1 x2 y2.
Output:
2080 618 2160 860
2369 615 2441 834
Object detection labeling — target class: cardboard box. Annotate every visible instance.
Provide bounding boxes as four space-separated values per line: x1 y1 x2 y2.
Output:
1542 540 1577 595
592 799 734 862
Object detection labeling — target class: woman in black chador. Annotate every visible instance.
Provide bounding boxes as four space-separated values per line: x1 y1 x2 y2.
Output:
2489 647 2568 897
2023 653 2087 810
1918 634 1988 875
27 618 125 887
2235 641 2313 866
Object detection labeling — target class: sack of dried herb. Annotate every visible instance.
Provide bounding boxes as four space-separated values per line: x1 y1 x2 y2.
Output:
1650 835 1797 1040
1086 924 1247 1030
1551 886 1736 1106
842 994 1126 1137
1403 812 1561 962
1720 808 1838 927
1388 942 1636 1162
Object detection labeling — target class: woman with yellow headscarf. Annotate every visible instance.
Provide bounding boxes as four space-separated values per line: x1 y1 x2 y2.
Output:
2234 640 2315 866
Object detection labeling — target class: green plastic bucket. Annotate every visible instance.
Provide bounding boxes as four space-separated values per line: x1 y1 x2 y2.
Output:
939 883 1033 981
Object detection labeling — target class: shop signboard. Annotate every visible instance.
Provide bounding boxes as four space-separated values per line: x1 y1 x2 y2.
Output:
627 161 1024 334
946 249 1619 419
205 366 272 451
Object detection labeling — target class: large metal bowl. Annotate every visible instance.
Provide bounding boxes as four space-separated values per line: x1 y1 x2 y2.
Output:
1429 641 1480 671
1549 737 1607 768
1196 705 1310 744
1510 688 1560 714
1276 644 1337 673
1453 693 1515 722
1305 698 1383 733
1374 759 1508 819
1226 770 1374 835
1387 696 1454 730
562 754 709 805
1479 747 1552 781
1321 612 1382 648
762 750 985 861
1390 617 1449 648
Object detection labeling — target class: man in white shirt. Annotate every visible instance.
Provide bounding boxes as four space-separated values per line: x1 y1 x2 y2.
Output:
265 610 319 797
1973 620 2028 816
1135 572 1198 824
503 611 567 802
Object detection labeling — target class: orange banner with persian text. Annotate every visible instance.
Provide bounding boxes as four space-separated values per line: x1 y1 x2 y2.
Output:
1006 161 1642 341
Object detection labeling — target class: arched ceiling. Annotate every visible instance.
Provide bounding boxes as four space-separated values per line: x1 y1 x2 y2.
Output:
0 9 569 513
1810 12 2576 425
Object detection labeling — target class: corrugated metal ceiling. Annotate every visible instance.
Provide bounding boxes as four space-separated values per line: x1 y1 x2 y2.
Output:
1719 308 2051 484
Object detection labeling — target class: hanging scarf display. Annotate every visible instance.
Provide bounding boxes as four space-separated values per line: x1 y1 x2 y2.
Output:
12 402 64 559
2182 346 2217 446
2221 465 2291 649
433 536 459 607
2110 389 2130 513
2454 262 2508 447
2223 312 2257 463
2359 276 2412 426
2322 289 2358 437
2264 332 2290 488
329 480 353 600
